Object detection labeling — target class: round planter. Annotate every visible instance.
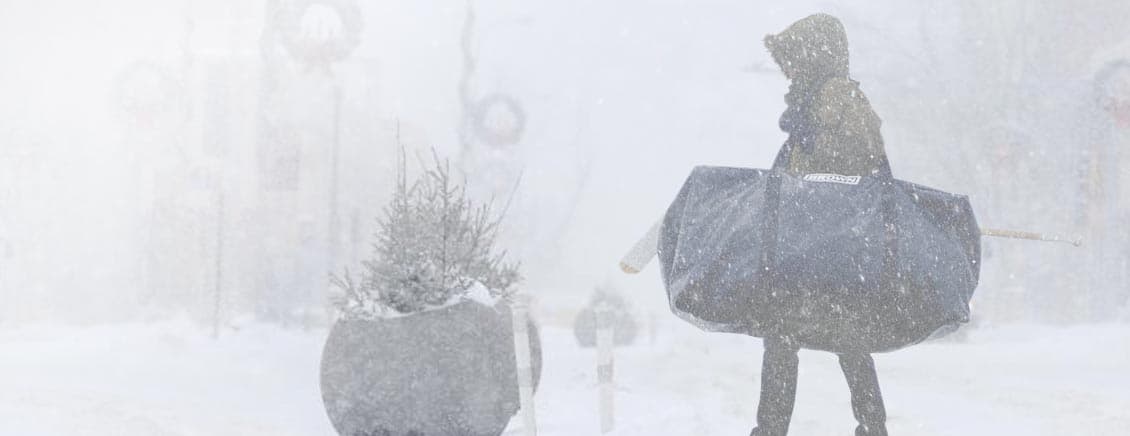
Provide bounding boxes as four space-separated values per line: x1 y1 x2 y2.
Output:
320 300 542 436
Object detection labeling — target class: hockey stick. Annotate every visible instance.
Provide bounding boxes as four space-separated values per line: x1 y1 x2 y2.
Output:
619 220 661 274
980 228 1082 247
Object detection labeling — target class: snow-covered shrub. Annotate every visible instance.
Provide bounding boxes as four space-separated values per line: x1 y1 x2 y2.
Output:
333 151 520 318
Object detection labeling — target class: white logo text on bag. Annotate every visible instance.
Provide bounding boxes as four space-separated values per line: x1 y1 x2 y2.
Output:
803 173 861 185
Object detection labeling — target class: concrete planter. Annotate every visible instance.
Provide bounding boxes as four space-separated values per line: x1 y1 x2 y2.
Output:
320 300 542 436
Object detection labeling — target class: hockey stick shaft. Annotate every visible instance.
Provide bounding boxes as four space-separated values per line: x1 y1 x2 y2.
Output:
980 228 1082 247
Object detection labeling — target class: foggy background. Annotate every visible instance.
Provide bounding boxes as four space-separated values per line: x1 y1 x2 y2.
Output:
2 0 1126 327
1 1 1129 434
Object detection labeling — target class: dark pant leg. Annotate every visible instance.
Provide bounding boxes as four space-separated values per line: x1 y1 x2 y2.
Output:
838 353 887 436
753 336 800 436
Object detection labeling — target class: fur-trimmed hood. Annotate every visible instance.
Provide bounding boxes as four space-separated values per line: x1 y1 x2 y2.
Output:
764 13 850 84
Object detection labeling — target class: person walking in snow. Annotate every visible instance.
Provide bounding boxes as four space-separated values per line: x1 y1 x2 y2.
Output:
753 14 888 436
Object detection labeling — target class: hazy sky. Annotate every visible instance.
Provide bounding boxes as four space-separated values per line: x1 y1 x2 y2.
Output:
1 0 1128 324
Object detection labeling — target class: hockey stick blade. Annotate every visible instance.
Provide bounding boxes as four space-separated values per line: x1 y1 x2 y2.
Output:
619 219 661 274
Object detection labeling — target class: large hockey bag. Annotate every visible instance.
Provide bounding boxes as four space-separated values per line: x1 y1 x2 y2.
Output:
658 162 980 353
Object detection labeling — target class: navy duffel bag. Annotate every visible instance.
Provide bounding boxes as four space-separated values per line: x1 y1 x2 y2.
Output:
658 163 980 353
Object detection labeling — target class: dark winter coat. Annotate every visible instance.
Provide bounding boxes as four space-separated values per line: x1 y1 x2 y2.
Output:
764 13 887 177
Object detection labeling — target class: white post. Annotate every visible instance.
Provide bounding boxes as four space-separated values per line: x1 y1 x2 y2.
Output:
211 187 224 339
595 303 615 433
511 294 538 436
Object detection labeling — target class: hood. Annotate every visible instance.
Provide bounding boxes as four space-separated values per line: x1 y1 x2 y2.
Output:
764 14 850 84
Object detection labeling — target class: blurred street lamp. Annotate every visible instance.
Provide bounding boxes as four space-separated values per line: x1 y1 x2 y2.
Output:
262 0 363 326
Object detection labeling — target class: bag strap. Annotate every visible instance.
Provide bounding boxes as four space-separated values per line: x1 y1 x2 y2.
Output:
761 170 782 279
879 181 900 292
750 169 783 331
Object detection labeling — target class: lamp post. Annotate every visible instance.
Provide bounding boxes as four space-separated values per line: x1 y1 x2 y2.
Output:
264 0 362 325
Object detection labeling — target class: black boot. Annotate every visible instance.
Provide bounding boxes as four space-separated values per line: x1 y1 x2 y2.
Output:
750 427 781 436
855 423 888 436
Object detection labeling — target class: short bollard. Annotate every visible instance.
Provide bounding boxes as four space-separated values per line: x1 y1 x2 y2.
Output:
595 303 615 433
511 295 538 436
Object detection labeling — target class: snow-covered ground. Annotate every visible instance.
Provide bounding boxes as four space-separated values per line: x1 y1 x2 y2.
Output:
2 317 1127 435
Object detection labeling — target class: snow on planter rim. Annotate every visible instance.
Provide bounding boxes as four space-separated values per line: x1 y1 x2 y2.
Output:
342 280 505 320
